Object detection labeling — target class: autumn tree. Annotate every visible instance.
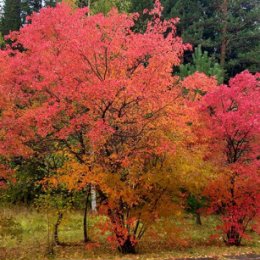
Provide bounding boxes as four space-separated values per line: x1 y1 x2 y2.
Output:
201 71 260 245
0 1 194 253
177 72 219 225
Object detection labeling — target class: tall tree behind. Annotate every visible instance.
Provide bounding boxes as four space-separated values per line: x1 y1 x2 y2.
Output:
20 1 42 24
91 0 131 14
129 0 153 32
77 0 88 8
162 0 205 47
27 0 42 12
178 45 224 84
46 0 58 7
162 0 260 78
219 0 228 68
130 0 153 12
0 0 21 35
219 0 260 76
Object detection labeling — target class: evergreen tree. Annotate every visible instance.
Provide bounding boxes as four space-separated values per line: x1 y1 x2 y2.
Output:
220 0 260 76
162 0 260 78
91 0 131 14
28 0 42 12
20 1 42 25
0 0 21 35
162 0 205 47
130 0 153 12
129 0 153 32
45 0 58 7
76 0 88 8
178 45 224 84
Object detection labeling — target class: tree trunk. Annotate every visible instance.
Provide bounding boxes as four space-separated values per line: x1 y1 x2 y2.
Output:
195 212 202 225
90 185 97 213
226 225 241 246
88 0 91 16
1 0 22 35
54 211 63 246
118 236 136 254
83 190 90 243
46 210 55 256
220 0 228 68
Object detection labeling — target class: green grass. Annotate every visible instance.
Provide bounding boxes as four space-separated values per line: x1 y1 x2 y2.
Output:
0 206 259 260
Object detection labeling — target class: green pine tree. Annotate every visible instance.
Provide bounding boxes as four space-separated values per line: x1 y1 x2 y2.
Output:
129 0 153 32
76 0 88 8
91 0 131 14
27 0 42 12
178 45 224 84
45 0 58 7
162 0 260 78
0 0 21 35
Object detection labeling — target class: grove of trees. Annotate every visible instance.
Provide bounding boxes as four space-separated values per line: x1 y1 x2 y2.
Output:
0 0 259 256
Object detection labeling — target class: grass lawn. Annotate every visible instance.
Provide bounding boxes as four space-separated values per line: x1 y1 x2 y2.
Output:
0 206 259 260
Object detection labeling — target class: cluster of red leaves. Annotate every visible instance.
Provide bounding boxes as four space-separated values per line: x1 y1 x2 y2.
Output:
201 71 260 245
0 1 189 157
98 203 139 251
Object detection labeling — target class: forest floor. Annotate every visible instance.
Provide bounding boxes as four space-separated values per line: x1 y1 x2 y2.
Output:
0 206 259 260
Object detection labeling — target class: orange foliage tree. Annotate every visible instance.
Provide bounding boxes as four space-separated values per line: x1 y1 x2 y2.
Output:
0 1 200 253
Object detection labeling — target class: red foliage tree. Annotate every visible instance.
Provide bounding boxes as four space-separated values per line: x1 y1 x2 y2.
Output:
0 1 191 253
202 71 260 245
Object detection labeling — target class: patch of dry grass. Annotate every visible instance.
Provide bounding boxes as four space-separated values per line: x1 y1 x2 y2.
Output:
0 206 259 260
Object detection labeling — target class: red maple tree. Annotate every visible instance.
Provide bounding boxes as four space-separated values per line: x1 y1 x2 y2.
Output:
202 71 260 245
0 1 192 252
